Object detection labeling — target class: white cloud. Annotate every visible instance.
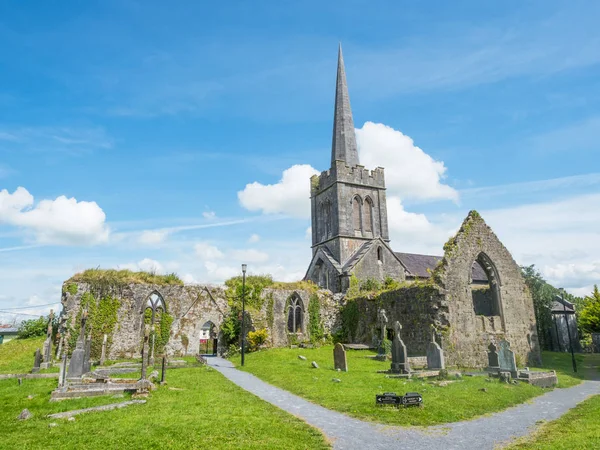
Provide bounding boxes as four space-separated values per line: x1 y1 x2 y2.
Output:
138 230 169 245
204 261 240 281
248 234 260 243
194 242 224 260
229 249 269 263
238 164 319 218
0 187 110 245
356 122 458 202
203 211 216 219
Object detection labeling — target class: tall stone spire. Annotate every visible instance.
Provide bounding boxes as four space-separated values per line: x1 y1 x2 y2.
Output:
331 44 359 166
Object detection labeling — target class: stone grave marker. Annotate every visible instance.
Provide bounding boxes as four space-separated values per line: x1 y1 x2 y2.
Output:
333 343 348 372
426 329 445 370
390 321 410 374
100 334 108 366
487 342 499 369
160 356 167 384
58 354 67 388
498 340 517 376
83 332 92 374
68 311 88 378
32 349 41 374
376 309 388 360
41 310 54 369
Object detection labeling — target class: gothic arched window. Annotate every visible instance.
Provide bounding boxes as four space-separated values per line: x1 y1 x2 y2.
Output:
352 196 362 232
471 253 502 317
287 295 304 333
364 197 373 233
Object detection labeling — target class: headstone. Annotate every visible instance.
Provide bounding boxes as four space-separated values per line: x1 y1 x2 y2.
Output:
498 340 518 376
333 343 348 372
32 348 41 373
83 332 92 374
376 309 388 358
426 329 445 370
140 334 149 380
487 342 499 369
390 321 410 374
67 311 88 379
41 310 54 367
100 334 108 366
58 354 67 388
160 356 166 384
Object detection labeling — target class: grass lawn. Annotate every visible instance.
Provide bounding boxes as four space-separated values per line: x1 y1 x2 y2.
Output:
507 394 600 449
0 337 46 374
0 341 329 450
236 346 589 427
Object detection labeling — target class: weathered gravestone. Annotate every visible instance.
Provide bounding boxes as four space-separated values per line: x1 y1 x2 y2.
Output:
67 311 88 379
390 321 410 374
41 310 54 369
376 309 388 360
32 348 42 374
426 329 445 370
58 354 67 388
100 334 108 366
83 332 92 374
498 340 518 377
487 342 499 370
333 343 348 372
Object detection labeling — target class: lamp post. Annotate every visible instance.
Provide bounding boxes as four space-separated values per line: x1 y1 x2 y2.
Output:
241 263 247 367
557 289 577 373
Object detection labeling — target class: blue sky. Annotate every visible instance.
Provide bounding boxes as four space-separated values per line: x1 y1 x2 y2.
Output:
1 0 599 321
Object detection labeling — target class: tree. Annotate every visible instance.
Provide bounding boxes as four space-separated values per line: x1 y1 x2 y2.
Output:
17 315 52 339
520 265 557 350
579 285 600 333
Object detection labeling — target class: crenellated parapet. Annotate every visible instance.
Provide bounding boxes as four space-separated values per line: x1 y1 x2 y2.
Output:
311 160 386 196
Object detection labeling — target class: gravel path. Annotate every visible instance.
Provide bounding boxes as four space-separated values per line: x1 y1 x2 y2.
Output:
206 357 600 450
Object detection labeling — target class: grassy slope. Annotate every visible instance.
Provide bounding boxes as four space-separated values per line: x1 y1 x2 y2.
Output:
237 347 585 427
0 340 329 450
0 337 46 374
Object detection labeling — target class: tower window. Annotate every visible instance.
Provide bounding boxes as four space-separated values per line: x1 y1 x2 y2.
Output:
353 196 361 232
364 198 373 233
377 246 383 263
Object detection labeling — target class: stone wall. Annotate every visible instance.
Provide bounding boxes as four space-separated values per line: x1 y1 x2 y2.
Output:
59 282 342 359
342 285 446 357
434 211 542 367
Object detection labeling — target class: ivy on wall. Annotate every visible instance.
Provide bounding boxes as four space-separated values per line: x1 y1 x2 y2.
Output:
68 291 120 360
308 294 324 343
340 299 359 342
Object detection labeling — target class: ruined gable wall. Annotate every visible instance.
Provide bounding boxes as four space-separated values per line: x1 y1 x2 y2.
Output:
434 212 541 367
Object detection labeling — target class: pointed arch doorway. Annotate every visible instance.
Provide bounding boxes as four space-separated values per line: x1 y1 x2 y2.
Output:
200 321 218 356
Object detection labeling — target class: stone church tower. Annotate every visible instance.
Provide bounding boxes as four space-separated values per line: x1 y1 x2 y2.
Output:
304 45 407 292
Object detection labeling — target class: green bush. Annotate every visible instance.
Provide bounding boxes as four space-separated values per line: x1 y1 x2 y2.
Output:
224 274 274 309
248 328 269 352
17 316 49 339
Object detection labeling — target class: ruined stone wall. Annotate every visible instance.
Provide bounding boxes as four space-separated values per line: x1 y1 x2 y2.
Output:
59 282 341 359
345 285 446 356
59 282 228 359
434 211 542 367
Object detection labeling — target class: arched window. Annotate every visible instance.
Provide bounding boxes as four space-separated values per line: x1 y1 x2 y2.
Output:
471 253 501 317
287 295 304 333
352 196 362 232
143 291 168 364
363 197 373 233
377 246 383 263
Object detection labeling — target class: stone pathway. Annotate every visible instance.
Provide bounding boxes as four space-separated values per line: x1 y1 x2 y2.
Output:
206 357 600 450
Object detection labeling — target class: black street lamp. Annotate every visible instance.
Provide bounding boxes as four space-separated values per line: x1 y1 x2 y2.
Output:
241 263 247 367
557 289 577 373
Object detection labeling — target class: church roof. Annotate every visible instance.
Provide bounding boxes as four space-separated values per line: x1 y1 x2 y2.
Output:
331 44 359 167
395 252 488 282
551 298 575 314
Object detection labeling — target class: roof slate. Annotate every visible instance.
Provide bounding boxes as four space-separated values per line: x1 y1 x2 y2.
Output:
395 252 488 282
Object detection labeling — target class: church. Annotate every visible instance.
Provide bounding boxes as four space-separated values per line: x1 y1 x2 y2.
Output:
305 45 479 293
